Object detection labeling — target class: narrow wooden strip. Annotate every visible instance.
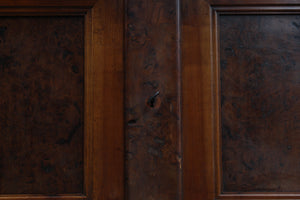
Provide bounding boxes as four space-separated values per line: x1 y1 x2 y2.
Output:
182 0 215 199
83 10 94 199
212 9 222 198
211 0 300 6
176 0 183 198
213 6 300 13
0 195 87 200
0 8 88 15
0 0 96 7
217 193 300 200
90 0 125 199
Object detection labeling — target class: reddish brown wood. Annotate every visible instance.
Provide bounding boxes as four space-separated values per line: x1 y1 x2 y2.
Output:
125 0 182 199
85 0 125 199
182 0 215 199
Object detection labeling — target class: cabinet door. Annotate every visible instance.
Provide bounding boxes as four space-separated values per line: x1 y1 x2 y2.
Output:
182 0 300 199
0 1 124 199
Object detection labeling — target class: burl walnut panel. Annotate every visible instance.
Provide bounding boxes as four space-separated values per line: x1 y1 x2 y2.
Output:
220 15 300 192
0 17 84 194
125 0 181 199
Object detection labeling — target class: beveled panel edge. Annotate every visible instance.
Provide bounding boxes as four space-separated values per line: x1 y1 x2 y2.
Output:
0 194 87 200
210 0 300 6
0 0 96 8
0 11 86 196
212 8 222 199
0 0 125 199
0 0 97 15
83 8 94 199
0 8 90 15
212 5 300 14
212 5 300 200
217 193 300 200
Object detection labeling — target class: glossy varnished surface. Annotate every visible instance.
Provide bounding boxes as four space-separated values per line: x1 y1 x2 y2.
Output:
0 17 84 194
220 15 300 192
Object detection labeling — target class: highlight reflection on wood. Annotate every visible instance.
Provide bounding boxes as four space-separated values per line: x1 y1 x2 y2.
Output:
0 16 84 194
220 15 300 192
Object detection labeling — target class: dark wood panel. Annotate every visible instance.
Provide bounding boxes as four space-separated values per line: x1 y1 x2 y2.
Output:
0 16 84 194
220 14 300 193
125 0 182 199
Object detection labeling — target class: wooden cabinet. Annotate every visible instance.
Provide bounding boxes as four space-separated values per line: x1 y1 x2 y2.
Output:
0 0 299 199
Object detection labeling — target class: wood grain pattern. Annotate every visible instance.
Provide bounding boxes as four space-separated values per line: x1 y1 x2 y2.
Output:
125 0 182 199
84 0 125 199
220 14 300 193
3 0 300 199
0 16 84 194
182 1 300 200
181 0 215 199
0 0 125 199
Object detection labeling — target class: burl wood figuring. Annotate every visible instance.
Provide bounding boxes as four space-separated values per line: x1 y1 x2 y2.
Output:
125 0 182 199
0 0 300 200
0 0 124 200
182 0 300 200
0 16 84 195
220 15 300 193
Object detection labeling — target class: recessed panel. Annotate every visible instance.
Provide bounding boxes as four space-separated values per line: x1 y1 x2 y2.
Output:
220 15 300 192
0 16 84 194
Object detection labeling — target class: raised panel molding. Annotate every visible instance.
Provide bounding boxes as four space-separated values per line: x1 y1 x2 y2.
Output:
0 0 124 200
182 1 300 200
213 6 300 200
0 0 299 200
0 1 96 8
0 16 84 195
219 14 300 193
